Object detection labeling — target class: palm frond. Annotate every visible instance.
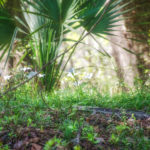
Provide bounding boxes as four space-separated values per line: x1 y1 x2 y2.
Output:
0 7 16 46
0 6 17 64
76 0 128 35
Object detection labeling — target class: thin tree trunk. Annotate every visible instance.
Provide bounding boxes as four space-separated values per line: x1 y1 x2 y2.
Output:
109 20 139 89
109 0 150 88
121 0 150 84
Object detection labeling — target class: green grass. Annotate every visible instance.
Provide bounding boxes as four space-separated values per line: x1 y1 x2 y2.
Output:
48 86 150 112
0 85 150 149
0 85 150 128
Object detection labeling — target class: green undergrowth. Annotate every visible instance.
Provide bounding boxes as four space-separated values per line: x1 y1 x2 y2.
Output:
0 85 150 149
48 86 150 112
0 85 150 128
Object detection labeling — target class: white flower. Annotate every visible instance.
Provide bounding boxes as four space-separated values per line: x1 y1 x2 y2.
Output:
20 67 31 72
73 81 82 86
4 75 12 80
38 74 45 78
67 72 74 78
84 73 93 79
68 68 75 74
27 71 37 79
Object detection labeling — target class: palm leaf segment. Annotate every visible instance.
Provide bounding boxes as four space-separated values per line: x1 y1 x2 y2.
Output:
0 2 17 63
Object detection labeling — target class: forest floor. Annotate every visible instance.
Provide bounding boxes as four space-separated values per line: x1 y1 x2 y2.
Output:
0 86 150 150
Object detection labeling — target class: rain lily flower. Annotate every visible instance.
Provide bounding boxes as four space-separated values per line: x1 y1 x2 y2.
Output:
84 73 93 79
73 81 82 86
4 75 12 80
69 68 75 74
27 71 37 79
67 68 79 77
67 72 74 78
38 74 45 78
20 67 32 72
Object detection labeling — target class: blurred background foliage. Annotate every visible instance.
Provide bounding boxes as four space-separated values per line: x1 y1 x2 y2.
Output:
0 0 150 94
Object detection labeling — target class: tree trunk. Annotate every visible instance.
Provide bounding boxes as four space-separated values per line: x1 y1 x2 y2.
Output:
121 0 150 84
109 0 150 89
109 20 139 89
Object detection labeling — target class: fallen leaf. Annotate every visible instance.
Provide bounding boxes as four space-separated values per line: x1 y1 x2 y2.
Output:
95 137 105 144
127 118 135 126
14 141 25 149
31 143 42 150
29 137 40 143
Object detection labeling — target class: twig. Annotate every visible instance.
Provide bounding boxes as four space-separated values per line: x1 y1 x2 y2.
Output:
39 89 56 113
71 124 84 146
75 106 150 119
